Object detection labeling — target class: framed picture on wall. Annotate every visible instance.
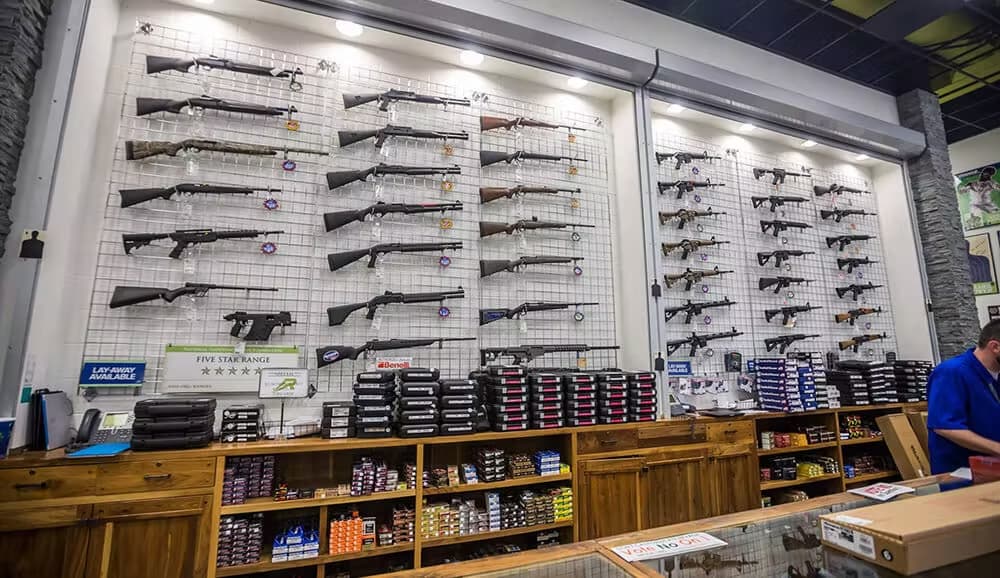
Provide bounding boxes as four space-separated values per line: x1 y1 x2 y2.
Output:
967 234 997 295
956 162 1000 231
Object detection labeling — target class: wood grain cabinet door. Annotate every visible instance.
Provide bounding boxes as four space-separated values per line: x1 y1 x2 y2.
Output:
0 505 92 578
640 448 711 528
709 444 759 516
577 457 643 540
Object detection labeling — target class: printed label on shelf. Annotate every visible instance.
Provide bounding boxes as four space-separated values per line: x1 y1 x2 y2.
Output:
821 520 875 559
611 532 727 562
79 361 145 387
375 357 413 370
163 345 301 393
847 482 915 502
259 368 309 399
666 361 692 376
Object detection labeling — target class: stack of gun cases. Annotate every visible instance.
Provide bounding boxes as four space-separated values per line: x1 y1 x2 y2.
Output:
485 366 529 432
529 373 564 429
131 398 216 450
321 401 356 439
564 373 598 427
397 367 441 438
439 378 480 436
596 371 629 424
628 372 657 421
354 371 396 438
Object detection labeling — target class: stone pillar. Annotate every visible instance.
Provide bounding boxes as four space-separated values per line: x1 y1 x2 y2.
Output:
896 88 980 359
0 0 51 258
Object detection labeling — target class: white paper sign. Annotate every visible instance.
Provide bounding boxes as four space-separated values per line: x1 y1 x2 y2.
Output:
163 345 301 393
259 368 309 399
847 482 915 502
611 532 727 562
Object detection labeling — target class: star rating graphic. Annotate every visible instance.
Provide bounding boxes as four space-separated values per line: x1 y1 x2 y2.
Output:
197 366 263 377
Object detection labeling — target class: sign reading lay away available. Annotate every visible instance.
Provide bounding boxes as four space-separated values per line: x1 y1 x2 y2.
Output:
163 345 301 393
79 361 145 387
611 532 727 562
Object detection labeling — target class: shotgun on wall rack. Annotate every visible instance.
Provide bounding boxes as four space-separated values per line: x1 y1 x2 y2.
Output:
118 183 281 208
479 218 594 239
480 116 585 133
109 283 277 309
145 54 304 90
323 201 463 232
479 302 598 325
326 288 465 326
326 163 461 190
327 242 463 271
337 125 470 148
122 228 283 258
136 96 296 118
480 150 588 167
125 139 326 161
317 337 477 367
479 185 581 204
343 89 471 111
480 256 584 278
480 343 620 365
655 151 722 170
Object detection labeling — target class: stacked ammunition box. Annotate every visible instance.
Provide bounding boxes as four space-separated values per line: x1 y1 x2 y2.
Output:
477 447 506 483
893 360 931 402
827 370 870 405
216 514 263 568
220 404 264 443
321 401 355 439
221 455 275 505
755 358 804 412
837 361 898 403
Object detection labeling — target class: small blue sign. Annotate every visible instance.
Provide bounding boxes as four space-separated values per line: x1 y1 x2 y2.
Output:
666 361 692 376
746 359 756 372
79 361 145 387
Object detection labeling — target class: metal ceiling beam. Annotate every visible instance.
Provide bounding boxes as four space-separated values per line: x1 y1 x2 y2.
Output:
862 0 965 43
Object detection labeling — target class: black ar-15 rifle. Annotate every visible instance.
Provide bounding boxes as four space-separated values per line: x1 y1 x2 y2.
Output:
835 282 883 301
655 151 722 170
109 283 277 309
664 298 735 324
343 89 471 111
327 288 465 326
479 185 580 204
814 183 871 196
837 257 878 274
480 116 584 133
326 163 461 190
666 328 743 356
125 139 326 161
145 54 303 90
758 276 812 294
757 250 814 268
826 234 875 251
820 208 877 223
480 150 588 167
764 304 822 324
753 167 808 185
480 344 619 365
327 241 462 271
751 195 808 212
223 311 295 341
479 217 594 238
122 228 283 258
323 201 463 232
479 302 598 325
760 220 812 237
657 180 725 200
480 256 583 278
317 337 477 368
136 95 295 118
338 125 469 148
764 334 821 353
118 183 280 208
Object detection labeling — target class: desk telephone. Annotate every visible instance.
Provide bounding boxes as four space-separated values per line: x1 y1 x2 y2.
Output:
74 409 134 447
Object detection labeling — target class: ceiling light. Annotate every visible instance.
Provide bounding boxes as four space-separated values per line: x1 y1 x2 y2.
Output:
855 153 870 161
460 50 484 66
335 20 364 37
801 139 817 148
567 76 588 89
666 103 685 114
738 123 755 133
193 0 215 4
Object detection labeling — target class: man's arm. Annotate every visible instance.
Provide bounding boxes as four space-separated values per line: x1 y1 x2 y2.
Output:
933 429 1000 456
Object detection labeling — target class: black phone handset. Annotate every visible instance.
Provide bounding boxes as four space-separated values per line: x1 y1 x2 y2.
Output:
76 408 101 444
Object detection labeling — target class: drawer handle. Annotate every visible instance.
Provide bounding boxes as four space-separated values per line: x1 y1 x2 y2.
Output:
14 481 49 490
143 473 172 481
724 429 739 435
599 439 619 446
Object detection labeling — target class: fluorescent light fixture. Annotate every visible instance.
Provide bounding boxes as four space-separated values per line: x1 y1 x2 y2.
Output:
738 123 755 133
336 20 364 37
666 103 685 114
855 153 870 161
460 50 484 66
567 76 588 89
801 139 817 148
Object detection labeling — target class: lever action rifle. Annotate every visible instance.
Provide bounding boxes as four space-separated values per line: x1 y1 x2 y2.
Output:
826 234 876 251
317 337 477 368
125 139 326 161
327 241 462 271
839 333 888 352
136 96 295 118
327 288 465 326
109 282 277 309
658 207 726 230
479 302 598 325
326 163 461 190
666 328 743 357
758 276 811 294
814 183 871 196
663 297 735 324
661 237 730 260
837 256 878 274
664 267 734 291
835 282 883 301
751 195 808 212
753 167 808 185
223 311 295 341
834 307 883 326
657 180 725 200
764 304 822 324
757 250 815 268
118 183 280 208
479 217 594 238
480 343 620 365
343 89 471 111
145 54 303 89
480 256 583 278
764 334 821 353
480 116 585 133
337 125 469 148
480 150 588 167
820 208 877 223
323 201 463 232
655 151 722 170
479 184 580 204
122 228 283 259
760 220 812 237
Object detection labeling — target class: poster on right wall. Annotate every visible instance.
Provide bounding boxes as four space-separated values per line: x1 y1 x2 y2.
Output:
956 162 1000 230
967 233 997 295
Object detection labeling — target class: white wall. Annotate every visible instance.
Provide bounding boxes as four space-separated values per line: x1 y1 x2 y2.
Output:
499 0 901 125
949 127 1000 325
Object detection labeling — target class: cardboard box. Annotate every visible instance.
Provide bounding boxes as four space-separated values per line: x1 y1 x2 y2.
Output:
819 481 1000 575
906 411 929 458
876 414 930 479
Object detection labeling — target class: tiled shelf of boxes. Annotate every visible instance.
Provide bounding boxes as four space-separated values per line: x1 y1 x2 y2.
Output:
759 472 842 491
421 520 575 547
423 473 573 495
757 441 840 456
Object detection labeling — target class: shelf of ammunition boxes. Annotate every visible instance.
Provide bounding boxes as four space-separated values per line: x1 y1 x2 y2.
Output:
219 488 416 515
422 473 572 495
844 470 898 485
839 437 885 446
420 520 574 547
215 542 416 577
759 472 841 491
757 441 839 456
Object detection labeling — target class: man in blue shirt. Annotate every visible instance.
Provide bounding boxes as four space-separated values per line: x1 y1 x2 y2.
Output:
927 320 1000 474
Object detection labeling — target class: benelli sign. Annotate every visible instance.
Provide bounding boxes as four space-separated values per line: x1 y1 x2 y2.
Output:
610 532 727 562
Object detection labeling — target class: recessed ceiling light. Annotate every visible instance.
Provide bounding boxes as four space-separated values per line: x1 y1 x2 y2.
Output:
567 76 588 89
460 50 484 66
855 153 870 161
193 0 215 4
738 123 755 133
336 20 364 37
801 139 817 148
666 103 685 114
